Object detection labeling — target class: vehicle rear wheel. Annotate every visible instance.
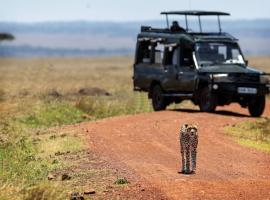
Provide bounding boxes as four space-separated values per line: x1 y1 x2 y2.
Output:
198 87 217 112
248 96 265 117
151 85 167 111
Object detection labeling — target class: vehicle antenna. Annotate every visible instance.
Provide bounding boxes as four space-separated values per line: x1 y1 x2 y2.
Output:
198 15 202 32
218 15 222 33
185 15 189 30
166 14 169 29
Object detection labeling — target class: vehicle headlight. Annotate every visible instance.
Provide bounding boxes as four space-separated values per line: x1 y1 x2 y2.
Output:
260 75 270 84
212 74 228 80
213 74 228 78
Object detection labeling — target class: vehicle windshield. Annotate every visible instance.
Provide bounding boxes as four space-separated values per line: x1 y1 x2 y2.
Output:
195 42 245 67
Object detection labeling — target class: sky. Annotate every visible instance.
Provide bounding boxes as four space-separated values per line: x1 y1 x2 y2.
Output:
0 0 270 22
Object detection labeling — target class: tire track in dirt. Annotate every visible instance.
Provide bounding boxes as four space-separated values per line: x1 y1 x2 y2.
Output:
78 102 270 199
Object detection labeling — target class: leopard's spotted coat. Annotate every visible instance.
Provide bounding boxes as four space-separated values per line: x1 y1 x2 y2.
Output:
179 124 198 174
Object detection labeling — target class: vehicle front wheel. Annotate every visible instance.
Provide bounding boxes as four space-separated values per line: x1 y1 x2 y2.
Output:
198 87 217 112
248 96 265 117
151 85 167 111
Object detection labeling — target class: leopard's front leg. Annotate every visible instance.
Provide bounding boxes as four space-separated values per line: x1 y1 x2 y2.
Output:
191 149 197 172
180 136 186 173
181 148 186 173
185 145 191 174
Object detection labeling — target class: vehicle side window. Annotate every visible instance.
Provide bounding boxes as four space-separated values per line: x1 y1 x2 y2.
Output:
232 49 240 59
180 46 194 67
136 41 151 64
163 46 175 65
154 43 164 65
218 46 227 60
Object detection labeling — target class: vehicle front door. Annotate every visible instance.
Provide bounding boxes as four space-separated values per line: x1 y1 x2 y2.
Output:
162 46 197 92
161 46 182 91
176 46 197 92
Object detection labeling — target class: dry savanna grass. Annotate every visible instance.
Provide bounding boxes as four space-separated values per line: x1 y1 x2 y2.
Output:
0 56 133 97
0 56 269 97
248 56 270 72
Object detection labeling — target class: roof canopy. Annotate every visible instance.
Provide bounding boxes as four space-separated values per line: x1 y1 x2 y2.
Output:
160 10 230 33
161 11 230 16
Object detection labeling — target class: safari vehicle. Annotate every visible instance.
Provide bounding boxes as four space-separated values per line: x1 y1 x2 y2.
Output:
133 11 270 117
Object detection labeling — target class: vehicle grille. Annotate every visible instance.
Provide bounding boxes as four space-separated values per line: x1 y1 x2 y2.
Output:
228 73 259 83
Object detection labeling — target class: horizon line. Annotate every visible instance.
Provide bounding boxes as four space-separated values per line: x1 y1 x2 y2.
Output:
1 18 270 24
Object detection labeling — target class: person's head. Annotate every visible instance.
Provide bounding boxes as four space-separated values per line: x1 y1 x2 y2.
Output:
172 21 179 26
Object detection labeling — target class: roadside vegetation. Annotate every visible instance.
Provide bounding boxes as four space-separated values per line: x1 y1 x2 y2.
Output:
225 117 270 152
0 102 81 199
0 56 152 199
223 56 270 152
0 56 269 199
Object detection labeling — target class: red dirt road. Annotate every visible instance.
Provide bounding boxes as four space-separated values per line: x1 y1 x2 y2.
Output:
79 103 270 199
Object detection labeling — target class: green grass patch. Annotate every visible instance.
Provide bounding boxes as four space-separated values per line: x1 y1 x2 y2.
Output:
0 137 48 183
224 118 270 152
38 134 83 158
0 120 50 183
0 101 88 199
22 183 67 200
75 92 152 119
114 177 129 185
16 102 86 128
238 139 270 152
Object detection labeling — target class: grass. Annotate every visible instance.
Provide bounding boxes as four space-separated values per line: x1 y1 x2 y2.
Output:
16 102 85 128
0 113 76 199
114 177 129 185
0 56 269 199
224 117 270 152
0 56 153 199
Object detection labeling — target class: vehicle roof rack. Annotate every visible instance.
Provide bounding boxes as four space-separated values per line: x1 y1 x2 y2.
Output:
191 32 238 42
160 11 230 16
161 10 230 33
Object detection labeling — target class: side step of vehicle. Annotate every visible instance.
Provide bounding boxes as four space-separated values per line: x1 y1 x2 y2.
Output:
162 93 193 98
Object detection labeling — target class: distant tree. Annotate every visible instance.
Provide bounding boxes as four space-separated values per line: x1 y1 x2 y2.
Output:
0 33 15 42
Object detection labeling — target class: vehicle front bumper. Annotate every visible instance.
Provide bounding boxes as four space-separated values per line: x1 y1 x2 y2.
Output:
210 82 270 96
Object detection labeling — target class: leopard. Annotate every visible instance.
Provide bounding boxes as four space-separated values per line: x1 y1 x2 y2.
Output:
179 123 198 174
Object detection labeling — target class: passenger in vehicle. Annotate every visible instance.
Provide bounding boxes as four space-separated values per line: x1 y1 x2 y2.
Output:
170 21 186 32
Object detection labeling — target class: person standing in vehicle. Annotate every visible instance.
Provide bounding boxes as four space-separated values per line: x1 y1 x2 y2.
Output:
170 21 186 32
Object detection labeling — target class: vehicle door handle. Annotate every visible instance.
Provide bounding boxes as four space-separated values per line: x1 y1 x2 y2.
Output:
176 72 184 79
164 67 168 72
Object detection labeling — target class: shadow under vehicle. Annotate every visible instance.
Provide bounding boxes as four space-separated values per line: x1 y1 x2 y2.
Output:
133 11 270 117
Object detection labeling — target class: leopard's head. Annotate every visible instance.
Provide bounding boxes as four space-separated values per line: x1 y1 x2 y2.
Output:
187 124 198 135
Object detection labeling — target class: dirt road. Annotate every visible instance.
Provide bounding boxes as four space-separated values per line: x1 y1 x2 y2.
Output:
79 103 270 199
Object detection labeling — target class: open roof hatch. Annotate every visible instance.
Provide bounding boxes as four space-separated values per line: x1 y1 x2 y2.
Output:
160 11 230 33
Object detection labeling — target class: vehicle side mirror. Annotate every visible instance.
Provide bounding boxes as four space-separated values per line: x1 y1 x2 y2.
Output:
245 60 248 66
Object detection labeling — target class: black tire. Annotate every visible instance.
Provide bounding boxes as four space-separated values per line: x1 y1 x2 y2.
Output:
198 87 217 112
248 96 265 117
151 85 167 111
